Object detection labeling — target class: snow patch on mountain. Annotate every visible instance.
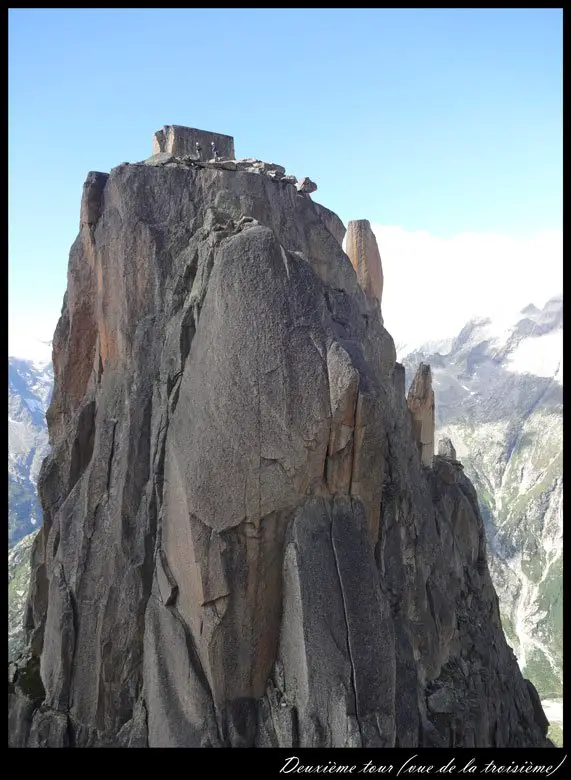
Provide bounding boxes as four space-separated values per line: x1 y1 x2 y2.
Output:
507 329 562 380
401 295 563 702
8 356 53 547
24 397 46 414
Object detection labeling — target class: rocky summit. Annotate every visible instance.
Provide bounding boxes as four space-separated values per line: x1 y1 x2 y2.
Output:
8 126 552 748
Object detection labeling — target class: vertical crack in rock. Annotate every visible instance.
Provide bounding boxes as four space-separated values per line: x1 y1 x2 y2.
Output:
69 401 97 492
326 341 359 496
105 420 118 494
8 126 553 748
329 516 362 741
80 172 109 231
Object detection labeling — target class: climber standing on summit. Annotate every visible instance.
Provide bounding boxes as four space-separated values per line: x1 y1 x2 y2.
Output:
211 140 219 161
195 141 202 160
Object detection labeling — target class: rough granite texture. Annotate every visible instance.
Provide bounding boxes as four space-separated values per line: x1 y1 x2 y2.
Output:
8 146 551 748
345 219 384 313
152 125 235 161
437 436 457 461
407 363 436 469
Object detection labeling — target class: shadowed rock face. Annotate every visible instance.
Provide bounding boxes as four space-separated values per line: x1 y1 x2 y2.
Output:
438 436 457 461
407 363 435 468
8 146 551 748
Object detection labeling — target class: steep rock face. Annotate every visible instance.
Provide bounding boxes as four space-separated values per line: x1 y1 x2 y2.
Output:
438 436 457 460
401 301 563 705
345 219 384 312
8 138 550 748
407 363 435 468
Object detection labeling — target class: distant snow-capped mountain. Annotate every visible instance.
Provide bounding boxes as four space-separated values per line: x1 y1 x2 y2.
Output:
8 355 53 547
401 295 563 706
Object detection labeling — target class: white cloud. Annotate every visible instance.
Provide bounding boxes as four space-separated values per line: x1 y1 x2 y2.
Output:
8 226 563 365
371 225 563 350
8 309 58 365
507 329 563 380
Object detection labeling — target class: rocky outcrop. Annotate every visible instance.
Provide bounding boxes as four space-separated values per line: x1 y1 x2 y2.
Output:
313 203 346 247
296 176 317 194
437 436 457 460
345 219 384 312
236 159 285 177
152 125 235 160
407 363 435 468
8 131 551 748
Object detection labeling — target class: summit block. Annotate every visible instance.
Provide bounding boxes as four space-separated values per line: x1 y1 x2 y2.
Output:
152 125 235 160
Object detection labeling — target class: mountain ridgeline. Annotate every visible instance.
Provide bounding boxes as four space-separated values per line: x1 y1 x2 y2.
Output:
8 126 552 748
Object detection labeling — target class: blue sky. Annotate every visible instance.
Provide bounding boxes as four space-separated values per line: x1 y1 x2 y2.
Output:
8 8 562 356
